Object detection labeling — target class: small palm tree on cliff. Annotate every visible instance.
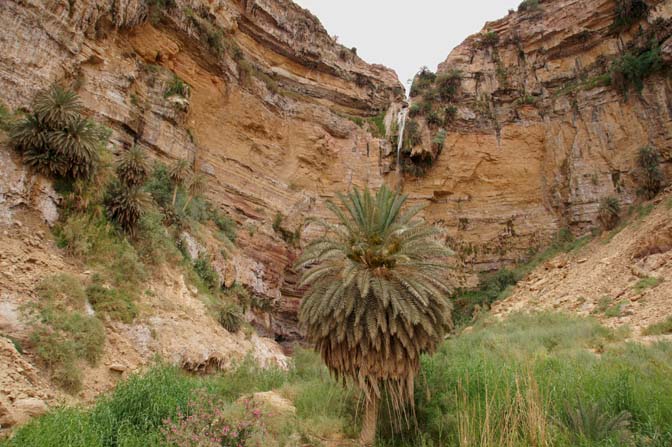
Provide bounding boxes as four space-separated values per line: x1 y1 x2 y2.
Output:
296 186 453 445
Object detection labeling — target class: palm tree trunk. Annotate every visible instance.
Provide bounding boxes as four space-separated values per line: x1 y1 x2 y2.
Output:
181 195 192 213
171 186 178 207
360 394 379 446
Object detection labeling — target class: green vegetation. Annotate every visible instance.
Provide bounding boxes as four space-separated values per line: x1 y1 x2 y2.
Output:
518 0 540 12
611 43 664 97
296 186 453 444
115 145 150 188
435 70 462 101
217 302 244 333
613 0 649 32
389 313 672 447
636 146 664 199
452 229 591 326
2 352 355 447
104 180 152 236
164 75 190 99
410 67 436 97
27 274 106 392
642 316 672 336
481 30 499 47
633 276 663 294
193 254 219 290
9 314 671 446
9 86 105 180
598 196 621 230
86 277 139 324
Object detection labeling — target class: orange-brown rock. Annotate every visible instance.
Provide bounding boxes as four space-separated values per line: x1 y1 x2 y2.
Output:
403 0 672 273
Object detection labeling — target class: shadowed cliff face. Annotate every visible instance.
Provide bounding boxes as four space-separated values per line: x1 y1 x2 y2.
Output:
400 0 672 274
0 0 404 341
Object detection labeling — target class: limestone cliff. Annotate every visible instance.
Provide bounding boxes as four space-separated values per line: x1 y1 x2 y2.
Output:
401 0 672 273
0 0 404 344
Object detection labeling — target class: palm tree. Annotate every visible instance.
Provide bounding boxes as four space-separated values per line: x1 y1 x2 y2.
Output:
168 159 191 207
10 86 102 180
105 183 152 236
181 172 207 212
296 186 453 445
116 145 150 187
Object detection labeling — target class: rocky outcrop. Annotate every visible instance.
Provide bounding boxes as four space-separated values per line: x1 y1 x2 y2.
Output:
401 0 672 273
0 0 403 331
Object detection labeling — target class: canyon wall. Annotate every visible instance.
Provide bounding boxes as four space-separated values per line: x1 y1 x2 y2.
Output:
403 0 672 273
0 0 404 342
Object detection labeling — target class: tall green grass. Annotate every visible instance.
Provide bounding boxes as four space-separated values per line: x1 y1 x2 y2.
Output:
381 313 672 447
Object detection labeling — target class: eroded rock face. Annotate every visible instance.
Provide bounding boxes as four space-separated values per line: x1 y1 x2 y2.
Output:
403 0 672 273
0 0 404 337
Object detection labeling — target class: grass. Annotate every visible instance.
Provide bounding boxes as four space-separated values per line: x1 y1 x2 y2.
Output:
643 317 672 336
86 280 139 324
5 314 672 446
382 313 672 447
26 275 106 392
452 229 592 326
2 351 355 447
633 276 663 294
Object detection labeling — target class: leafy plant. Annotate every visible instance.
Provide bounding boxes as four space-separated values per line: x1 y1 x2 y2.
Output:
432 129 447 150
636 146 664 199
633 276 663 293
217 303 244 333
164 75 190 99
86 281 138 324
642 316 672 336
435 70 462 101
612 0 649 32
562 401 633 445
116 145 150 188
296 186 453 444
481 31 499 47
598 196 621 230
105 182 152 236
518 0 540 12
426 110 443 128
194 254 218 290
10 86 104 180
611 43 663 96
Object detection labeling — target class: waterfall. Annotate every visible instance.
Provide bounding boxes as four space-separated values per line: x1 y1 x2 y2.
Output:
396 107 408 172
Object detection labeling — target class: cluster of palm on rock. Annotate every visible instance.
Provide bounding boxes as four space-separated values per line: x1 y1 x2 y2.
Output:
8 85 205 236
296 186 454 445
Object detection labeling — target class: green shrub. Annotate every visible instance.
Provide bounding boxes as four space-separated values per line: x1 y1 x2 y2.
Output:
481 31 499 47
642 316 672 336
28 278 106 392
116 145 150 188
194 254 219 290
210 208 237 242
562 400 633 444
611 44 664 96
613 0 649 32
444 105 457 121
598 196 621 230
86 281 138 324
633 276 663 293
432 129 447 150
217 302 243 333
435 70 462 101
636 146 664 199
410 67 436 97
518 0 540 12
105 181 152 236
10 86 105 180
164 75 190 98
426 110 443 128
408 103 421 117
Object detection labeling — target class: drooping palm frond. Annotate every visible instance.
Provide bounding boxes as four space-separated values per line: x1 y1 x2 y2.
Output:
23 146 68 177
563 400 633 445
9 114 48 152
297 186 453 428
105 183 152 236
49 115 101 179
116 145 150 187
33 85 81 128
